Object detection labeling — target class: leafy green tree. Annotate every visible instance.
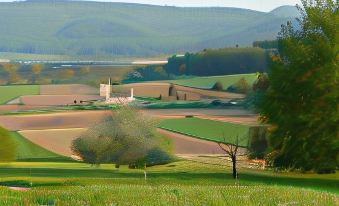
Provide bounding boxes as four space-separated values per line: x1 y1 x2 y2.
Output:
2 63 20 84
80 67 90 76
253 40 279 49
227 78 251 94
257 0 338 173
0 127 16 162
31 64 44 84
234 78 251 94
60 69 75 80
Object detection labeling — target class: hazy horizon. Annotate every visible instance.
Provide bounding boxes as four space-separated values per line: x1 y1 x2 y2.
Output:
0 0 301 12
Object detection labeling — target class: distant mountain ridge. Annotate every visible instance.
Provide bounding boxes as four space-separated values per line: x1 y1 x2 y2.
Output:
0 1 298 57
270 5 300 17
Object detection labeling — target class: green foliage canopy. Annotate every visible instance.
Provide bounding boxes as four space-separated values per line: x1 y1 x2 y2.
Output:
256 0 338 173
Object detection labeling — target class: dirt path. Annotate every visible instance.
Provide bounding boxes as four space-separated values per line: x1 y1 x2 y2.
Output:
143 109 258 125
197 115 259 125
0 110 111 131
7 187 31 191
143 108 255 117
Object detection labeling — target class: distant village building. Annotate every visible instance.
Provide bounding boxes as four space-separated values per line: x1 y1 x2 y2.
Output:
100 78 135 104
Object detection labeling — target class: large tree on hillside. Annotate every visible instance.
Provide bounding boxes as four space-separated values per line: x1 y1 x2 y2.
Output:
256 0 338 173
72 107 156 166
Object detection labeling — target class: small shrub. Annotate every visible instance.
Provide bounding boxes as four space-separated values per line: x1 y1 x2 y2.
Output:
210 100 222 106
227 78 251 94
248 126 268 159
211 81 223 91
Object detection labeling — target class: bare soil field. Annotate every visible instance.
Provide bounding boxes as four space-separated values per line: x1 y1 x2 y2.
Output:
157 129 224 155
19 128 87 157
20 95 103 106
0 110 111 131
40 84 98 95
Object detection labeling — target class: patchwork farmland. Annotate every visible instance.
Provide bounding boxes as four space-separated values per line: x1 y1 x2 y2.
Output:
0 74 337 205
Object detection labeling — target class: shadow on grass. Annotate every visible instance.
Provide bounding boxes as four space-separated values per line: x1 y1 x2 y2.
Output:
0 167 337 193
0 180 64 188
16 157 76 163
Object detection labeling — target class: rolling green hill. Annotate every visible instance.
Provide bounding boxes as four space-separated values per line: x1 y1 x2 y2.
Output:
168 74 258 89
0 85 40 104
159 118 251 147
0 1 297 58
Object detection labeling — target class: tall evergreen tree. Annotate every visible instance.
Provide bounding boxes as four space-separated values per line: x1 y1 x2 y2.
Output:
257 0 338 173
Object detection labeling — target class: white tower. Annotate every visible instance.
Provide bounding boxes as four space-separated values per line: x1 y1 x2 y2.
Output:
106 78 111 101
130 88 134 99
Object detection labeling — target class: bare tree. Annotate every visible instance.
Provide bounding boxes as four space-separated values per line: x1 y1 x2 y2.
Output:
218 136 248 179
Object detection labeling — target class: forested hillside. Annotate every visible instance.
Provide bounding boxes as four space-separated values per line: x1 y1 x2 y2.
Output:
0 1 297 57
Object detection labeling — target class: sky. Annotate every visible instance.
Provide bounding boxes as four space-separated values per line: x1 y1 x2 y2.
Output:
0 0 301 12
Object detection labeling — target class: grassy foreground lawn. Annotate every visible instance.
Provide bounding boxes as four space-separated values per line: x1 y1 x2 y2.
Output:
159 118 251 146
0 85 40 104
168 73 257 89
0 161 337 205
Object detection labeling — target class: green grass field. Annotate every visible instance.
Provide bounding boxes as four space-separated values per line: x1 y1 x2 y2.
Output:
0 85 40 104
0 161 337 205
159 118 251 146
10 132 71 162
168 73 257 89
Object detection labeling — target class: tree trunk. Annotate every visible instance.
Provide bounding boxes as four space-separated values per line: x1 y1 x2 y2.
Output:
232 156 237 179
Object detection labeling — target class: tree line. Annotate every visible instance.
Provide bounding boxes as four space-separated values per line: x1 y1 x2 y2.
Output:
163 48 268 76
